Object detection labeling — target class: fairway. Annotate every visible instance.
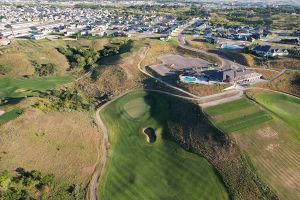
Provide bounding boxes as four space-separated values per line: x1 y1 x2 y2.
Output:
0 108 23 125
204 98 272 133
0 76 72 99
207 92 300 200
254 92 300 135
99 91 228 200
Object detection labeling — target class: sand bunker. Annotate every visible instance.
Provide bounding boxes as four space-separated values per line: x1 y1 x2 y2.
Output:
143 128 156 143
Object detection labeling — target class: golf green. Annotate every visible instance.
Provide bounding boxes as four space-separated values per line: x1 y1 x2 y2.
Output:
99 91 228 200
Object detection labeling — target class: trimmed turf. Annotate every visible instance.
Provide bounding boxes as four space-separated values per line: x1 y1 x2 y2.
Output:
216 111 272 132
0 108 23 126
123 97 151 119
204 98 253 116
254 93 300 134
234 92 300 200
99 91 228 200
0 76 72 99
204 98 272 133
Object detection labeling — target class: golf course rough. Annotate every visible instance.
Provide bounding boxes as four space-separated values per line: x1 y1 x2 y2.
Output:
99 91 228 200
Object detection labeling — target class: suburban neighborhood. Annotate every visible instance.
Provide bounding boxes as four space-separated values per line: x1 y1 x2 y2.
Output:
0 1 299 200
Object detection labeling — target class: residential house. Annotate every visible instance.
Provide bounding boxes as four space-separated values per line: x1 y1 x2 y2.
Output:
252 45 289 57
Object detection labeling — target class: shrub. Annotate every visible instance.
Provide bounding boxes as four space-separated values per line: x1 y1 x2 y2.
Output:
0 64 10 75
33 62 57 77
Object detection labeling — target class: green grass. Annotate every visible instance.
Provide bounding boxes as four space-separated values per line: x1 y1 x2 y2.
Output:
216 111 272 133
0 108 23 126
254 93 300 135
204 98 271 133
123 97 151 118
204 99 254 116
233 92 300 200
99 91 228 200
0 76 72 99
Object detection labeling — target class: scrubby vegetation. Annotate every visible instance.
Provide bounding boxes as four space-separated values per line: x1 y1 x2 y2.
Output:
166 95 278 200
0 168 84 200
57 46 100 70
210 7 300 30
34 89 90 111
32 62 57 77
257 71 300 96
0 64 10 75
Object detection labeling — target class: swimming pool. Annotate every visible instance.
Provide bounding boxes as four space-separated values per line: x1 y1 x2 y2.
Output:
221 44 244 50
180 75 210 84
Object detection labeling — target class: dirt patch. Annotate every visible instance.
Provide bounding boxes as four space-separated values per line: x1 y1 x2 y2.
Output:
265 143 280 152
257 127 278 139
143 128 156 143
0 110 5 116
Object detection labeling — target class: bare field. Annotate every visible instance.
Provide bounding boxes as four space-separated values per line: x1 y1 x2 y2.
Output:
0 109 102 185
140 39 178 67
185 36 216 51
182 83 227 96
0 53 34 77
256 71 300 96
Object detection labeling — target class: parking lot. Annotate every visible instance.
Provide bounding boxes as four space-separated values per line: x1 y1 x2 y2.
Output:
149 54 212 76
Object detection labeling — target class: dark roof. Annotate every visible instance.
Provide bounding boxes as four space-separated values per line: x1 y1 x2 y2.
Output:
253 45 287 53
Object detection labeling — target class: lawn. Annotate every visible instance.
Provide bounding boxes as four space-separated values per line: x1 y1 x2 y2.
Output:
254 92 300 135
238 92 300 200
99 91 228 200
0 108 23 125
205 92 300 200
0 76 72 99
204 98 272 133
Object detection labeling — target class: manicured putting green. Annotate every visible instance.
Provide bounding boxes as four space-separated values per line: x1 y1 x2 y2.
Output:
99 91 228 200
123 97 151 118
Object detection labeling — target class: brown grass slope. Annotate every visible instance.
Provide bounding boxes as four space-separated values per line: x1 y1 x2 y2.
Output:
0 109 101 185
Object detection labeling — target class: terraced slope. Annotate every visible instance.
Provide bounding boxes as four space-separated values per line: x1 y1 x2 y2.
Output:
99 91 228 200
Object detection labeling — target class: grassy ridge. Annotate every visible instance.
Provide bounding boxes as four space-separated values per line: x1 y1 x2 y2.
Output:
0 76 71 99
99 91 228 200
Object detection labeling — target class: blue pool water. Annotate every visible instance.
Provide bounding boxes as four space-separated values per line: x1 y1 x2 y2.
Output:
182 76 196 83
221 44 244 50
